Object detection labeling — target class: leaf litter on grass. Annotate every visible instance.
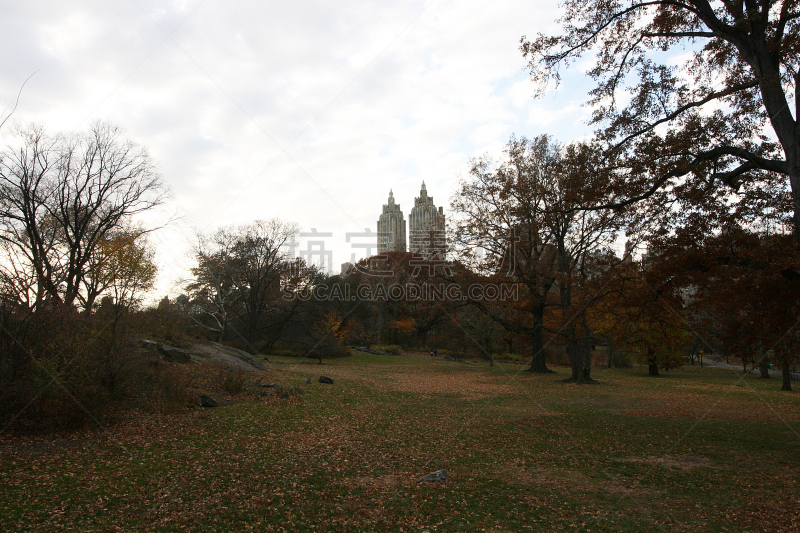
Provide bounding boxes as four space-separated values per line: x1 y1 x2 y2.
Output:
2 357 800 532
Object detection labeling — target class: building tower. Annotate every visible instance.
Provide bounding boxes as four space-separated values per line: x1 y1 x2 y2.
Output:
408 181 445 259
377 189 406 254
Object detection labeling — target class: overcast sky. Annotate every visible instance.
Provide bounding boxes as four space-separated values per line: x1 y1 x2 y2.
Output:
0 0 597 299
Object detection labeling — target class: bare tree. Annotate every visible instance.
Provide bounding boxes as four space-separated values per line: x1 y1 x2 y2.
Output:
232 219 298 340
0 122 167 311
187 227 241 342
187 220 298 344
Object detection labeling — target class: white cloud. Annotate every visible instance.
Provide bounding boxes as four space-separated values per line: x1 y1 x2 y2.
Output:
0 0 596 299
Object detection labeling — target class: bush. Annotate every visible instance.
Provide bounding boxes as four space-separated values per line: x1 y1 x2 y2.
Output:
543 345 569 365
608 350 632 368
494 352 524 362
0 308 119 433
269 348 303 358
0 304 200 433
221 368 247 394
371 344 403 355
146 367 191 414
273 385 302 399
131 300 189 344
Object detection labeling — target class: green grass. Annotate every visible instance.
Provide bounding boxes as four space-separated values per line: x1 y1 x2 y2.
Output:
2 355 799 531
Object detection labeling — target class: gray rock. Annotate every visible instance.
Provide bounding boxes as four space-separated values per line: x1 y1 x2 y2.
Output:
419 469 450 483
158 344 192 364
357 347 389 355
318 376 334 384
302 377 312 384
191 342 267 371
141 339 160 350
199 394 218 408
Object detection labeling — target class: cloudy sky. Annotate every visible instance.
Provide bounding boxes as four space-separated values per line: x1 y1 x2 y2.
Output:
0 0 596 298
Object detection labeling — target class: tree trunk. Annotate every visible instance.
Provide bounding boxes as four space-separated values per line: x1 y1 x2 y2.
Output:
790 154 800 244
527 324 552 373
581 335 593 382
759 360 771 379
565 333 578 380
527 304 552 373
648 349 659 376
781 364 792 391
563 312 595 383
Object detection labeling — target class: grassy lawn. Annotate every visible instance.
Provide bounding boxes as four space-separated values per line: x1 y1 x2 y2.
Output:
2 353 799 532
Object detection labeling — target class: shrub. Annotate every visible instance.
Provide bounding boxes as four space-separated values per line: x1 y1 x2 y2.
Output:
543 345 569 365
131 300 189 343
608 350 632 368
147 367 191 414
273 385 302 399
269 348 302 358
495 352 524 362
221 368 247 394
371 344 403 355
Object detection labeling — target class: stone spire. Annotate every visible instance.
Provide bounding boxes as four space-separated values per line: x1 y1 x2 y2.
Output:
377 189 406 254
409 181 445 258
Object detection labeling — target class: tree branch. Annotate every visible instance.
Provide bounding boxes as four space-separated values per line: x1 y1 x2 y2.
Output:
588 144 787 211
642 31 717 38
697 145 788 174
608 79 760 153
0 71 38 130
528 1 704 66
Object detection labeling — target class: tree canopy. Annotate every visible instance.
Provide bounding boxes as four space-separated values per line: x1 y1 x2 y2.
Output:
451 135 622 377
522 0 799 239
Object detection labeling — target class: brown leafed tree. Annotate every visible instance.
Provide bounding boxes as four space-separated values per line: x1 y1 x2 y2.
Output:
80 227 157 312
594 260 691 377
521 0 800 241
451 136 561 373
651 226 800 389
451 135 622 377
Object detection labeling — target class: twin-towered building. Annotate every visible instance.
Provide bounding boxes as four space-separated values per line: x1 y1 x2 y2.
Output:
377 182 445 259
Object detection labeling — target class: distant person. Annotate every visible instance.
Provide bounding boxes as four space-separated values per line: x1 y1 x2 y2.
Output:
430 349 434 357
434 349 438 357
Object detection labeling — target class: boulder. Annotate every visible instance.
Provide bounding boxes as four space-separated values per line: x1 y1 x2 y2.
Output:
199 394 219 408
302 377 312 384
157 344 192 364
356 347 389 355
319 376 334 384
190 342 267 371
419 469 450 483
141 339 160 350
